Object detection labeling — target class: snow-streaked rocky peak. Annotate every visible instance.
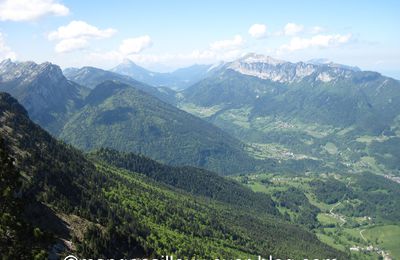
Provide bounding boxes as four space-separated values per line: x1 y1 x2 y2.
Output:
238 53 285 66
225 53 357 83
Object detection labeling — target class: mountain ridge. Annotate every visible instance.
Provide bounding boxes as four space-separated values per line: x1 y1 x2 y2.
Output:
222 53 366 84
58 80 266 174
63 65 177 105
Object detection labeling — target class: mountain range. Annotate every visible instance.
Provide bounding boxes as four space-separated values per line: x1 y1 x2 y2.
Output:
1 52 400 259
0 92 344 259
2 58 334 175
2 54 400 176
179 53 400 175
182 54 400 134
1 60 258 174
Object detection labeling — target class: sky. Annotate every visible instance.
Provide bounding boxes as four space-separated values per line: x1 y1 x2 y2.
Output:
0 0 399 78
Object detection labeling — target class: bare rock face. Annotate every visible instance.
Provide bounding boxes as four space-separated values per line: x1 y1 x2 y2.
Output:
226 53 357 84
0 59 85 134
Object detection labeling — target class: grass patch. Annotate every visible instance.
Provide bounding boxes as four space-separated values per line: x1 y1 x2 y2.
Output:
316 233 346 251
363 225 400 259
247 182 269 193
178 103 223 117
317 213 341 226
324 142 338 155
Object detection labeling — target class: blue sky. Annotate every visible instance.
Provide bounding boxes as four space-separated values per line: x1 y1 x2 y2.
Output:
0 0 399 78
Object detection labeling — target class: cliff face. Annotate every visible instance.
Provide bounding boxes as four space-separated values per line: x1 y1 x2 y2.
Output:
0 59 87 134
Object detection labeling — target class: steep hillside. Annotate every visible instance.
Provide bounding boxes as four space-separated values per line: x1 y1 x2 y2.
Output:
0 92 147 258
90 148 278 214
0 92 345 259
59 81 265 175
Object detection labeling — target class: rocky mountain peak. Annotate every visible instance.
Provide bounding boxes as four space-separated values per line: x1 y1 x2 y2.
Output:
0 58 14 70
223 53 358 83
0 59 64 83
0 59 86 134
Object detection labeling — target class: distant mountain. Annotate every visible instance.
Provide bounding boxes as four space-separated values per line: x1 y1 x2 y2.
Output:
110 59 156 82
184 53 400 133
221 53 362 84
0 59 87 134
180 53 400 175
0 92 344 259
111 59 212 90
63 66 177 104
59 80 266 174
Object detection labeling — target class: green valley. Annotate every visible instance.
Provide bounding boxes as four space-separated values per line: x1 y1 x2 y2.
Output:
58 80 265 175
232 172 400 259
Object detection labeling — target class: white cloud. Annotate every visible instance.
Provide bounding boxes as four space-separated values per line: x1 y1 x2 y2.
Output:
0 33 17 60
119 35 152 55
0 0 69 21
48 20 116 40
54 38 88 53
283 23 304 36
210 35 244 50
310 26 325 34
248 24 267 39
48 20 116 53
180 48 242 61
279 33 352 52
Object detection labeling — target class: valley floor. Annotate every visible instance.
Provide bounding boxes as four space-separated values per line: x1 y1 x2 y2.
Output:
232 173 400 260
